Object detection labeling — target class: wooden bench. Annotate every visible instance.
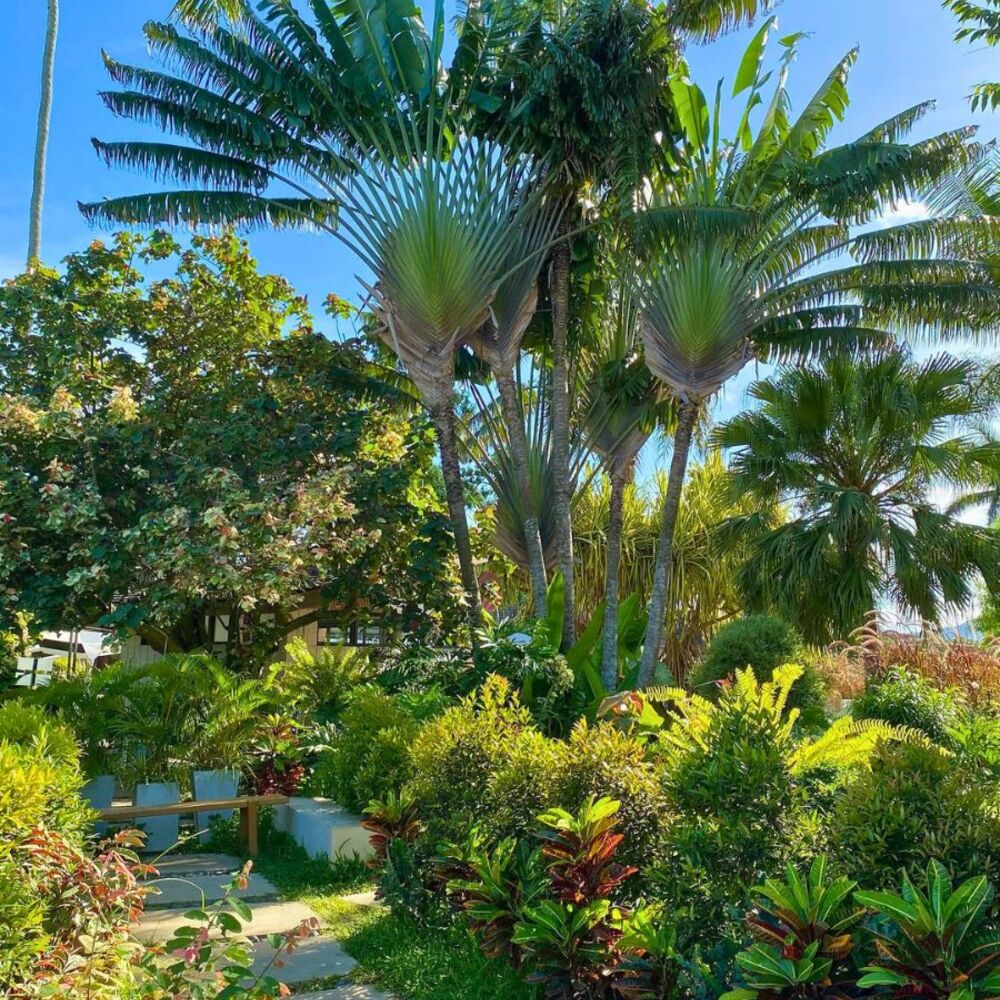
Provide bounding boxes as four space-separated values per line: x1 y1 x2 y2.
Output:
98 795 288 856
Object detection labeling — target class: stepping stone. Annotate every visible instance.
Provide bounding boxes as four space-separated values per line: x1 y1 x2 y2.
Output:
339 891 379 908
137 899 319 943
144 870 278 908
252 933 356 984
293 986 394 999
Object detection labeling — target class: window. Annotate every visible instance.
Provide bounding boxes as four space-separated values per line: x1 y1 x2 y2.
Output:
317 620 385 647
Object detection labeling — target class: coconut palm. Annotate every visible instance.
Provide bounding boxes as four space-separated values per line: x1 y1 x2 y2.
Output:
632 19 1000 683
717 349 1000 645
81 0 558 632
27 0 58 264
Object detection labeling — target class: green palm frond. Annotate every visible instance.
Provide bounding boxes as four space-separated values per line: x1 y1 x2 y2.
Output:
718 348 1000 643
80 191 338 230
945 0 1000 109
633 30 993 414
666 0 774 42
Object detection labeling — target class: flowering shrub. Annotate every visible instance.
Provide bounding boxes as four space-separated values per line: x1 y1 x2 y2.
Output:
9 829 150 999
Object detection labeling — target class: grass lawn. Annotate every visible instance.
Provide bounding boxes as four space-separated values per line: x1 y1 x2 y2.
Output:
312 896 537 1000
206 816 537 999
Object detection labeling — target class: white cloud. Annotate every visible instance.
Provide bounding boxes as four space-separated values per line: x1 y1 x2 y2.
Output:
872 199 931 228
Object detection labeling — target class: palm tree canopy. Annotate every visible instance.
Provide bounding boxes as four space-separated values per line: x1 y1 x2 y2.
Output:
717 349 1000 644
634 17 1000 404
81 0 561 404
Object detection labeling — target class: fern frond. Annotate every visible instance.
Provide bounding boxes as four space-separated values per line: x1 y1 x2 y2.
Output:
788 717 928 775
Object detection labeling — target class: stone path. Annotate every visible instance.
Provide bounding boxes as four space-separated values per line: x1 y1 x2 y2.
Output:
136 853 392 997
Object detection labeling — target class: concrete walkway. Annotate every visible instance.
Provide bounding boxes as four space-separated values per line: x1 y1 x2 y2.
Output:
136 853 392 997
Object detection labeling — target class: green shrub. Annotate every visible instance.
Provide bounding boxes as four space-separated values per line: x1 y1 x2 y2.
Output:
0 739 91 856
480 729 567 843
0 861 47 986
0 711 94 988
270 638 374 720
0 703 89 847
652 667 814 944
0 701 80 766
407 676 540 844
851 666 966 745
831 740 1000 890
689 615 824 719
0 630 20 688
553 720 668 872
305 686 449 812
374 644 474 696
471 633 576 734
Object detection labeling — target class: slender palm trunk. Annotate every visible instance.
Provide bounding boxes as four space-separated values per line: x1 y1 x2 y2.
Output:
637 400 698 687
600 461 629 691
496 369 548 616
550 225 575 648
28 0 59 265
430 400 483 633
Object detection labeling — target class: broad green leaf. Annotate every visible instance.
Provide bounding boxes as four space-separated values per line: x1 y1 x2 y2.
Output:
733 15 775 96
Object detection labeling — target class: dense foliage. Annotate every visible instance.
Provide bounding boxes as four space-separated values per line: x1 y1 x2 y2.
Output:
720 350 1000 645
0 233 461 663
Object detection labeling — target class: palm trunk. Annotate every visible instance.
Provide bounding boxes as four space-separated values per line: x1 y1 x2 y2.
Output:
637 400 697 687
430 399 483 633
600 461 629 692
496 369 548 616
28 0 58 265
551 225 575 649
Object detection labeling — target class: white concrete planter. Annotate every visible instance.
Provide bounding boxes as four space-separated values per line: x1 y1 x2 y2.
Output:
134 781 180 853
192 769 240 842
272 797 372 861
82 774 115 835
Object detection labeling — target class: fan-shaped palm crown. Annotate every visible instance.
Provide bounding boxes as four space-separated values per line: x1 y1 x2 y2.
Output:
637 17 999 405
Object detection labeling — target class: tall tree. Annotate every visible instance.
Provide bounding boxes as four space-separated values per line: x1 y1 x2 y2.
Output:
479 0 683 648
81 0 558 637
468 233 557 614
581 288 667 689
475 0 772 648
0 232 461 661
718 349 1000 644
632 19 999 683
27 0 58 264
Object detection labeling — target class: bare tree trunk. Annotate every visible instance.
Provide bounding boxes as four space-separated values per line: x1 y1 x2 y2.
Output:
496 369 548 616
600 461 629 692
637 400 697 687
430 399 483 634
28 0 58 265
550 227 575 649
